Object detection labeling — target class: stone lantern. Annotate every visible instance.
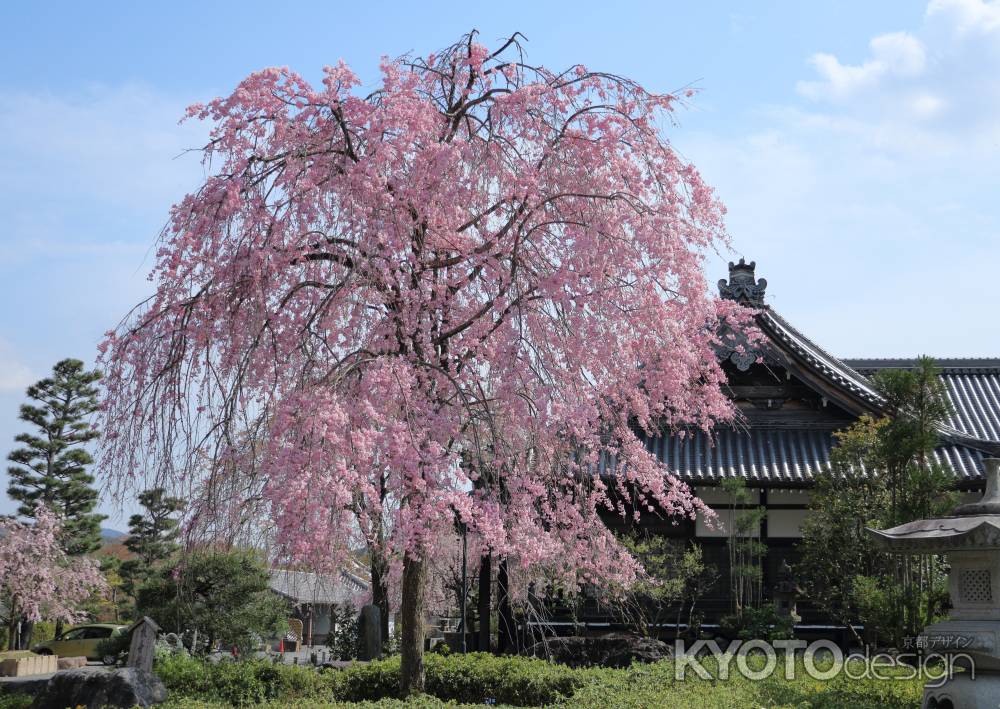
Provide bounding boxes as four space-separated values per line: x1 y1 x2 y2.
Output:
868 458 1000 709
773 560 802 624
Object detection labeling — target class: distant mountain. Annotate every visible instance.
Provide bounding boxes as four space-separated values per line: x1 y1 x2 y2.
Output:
101 527 127 541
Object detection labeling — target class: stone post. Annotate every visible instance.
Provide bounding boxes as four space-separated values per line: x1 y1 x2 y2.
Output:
358 604 382 661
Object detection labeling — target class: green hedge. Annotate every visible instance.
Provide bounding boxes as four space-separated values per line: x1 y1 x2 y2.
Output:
156 651 925 709
162 699 461 709
332 653 584 705
157 652 583 707
0 695 33 709
157 654 337 706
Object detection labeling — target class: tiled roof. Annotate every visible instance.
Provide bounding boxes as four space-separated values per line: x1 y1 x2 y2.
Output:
623 346 1000 484
700 262 1000 485
845 359 1000 443
762 311 884 408
269 568 369 605
636 427 991 483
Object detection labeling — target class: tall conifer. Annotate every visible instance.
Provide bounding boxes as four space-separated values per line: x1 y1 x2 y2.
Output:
7 358 105 555
121 487 185 601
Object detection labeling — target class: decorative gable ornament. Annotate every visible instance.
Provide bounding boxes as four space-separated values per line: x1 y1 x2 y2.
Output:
716 259 767 371
718 258 767 307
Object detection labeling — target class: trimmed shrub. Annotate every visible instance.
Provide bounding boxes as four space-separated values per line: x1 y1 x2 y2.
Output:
156 653 336 706
0 695 33 709
155 651 926 709
332 653 585 705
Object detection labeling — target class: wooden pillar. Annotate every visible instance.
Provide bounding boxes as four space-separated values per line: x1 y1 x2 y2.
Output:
478 554 491 653
759 487 770 599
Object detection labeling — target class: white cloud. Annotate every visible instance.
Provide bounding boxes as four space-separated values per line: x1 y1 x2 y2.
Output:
797 32 925 103
679 0 1000 357
927 0 1000 34
790 0 1000 158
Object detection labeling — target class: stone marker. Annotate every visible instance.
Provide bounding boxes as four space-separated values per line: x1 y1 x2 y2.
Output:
127 616 160 673
358 604 382 661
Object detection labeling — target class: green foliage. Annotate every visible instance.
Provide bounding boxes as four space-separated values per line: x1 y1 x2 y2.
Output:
327 603 360 660
121 487 185 602
0 695 33 709
720 477 767 617
155 653 927 709
430 640 451 655
30 621 56 644
873 359 956 522
851 573 949 649
615 533 717 638
95 627 132 664
720 603 794 641
6 358 105 555
160 698 464 709
382 625 402 656
332 652 585 705
157 652 336 706
797 357 956 647
82 553 131 622
138 549 289 654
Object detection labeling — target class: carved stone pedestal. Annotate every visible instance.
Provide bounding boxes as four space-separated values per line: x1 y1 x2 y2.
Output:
923 672 1000 709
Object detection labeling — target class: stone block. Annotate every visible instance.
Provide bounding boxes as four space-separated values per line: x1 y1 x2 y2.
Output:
57 656 88 670
0 654 57 677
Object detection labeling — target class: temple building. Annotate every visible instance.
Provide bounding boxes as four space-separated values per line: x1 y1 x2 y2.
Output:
621 259 1000 635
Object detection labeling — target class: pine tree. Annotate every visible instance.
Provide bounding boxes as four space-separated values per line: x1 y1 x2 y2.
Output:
798 356 957 647
121 487 185 601
7 358 105 555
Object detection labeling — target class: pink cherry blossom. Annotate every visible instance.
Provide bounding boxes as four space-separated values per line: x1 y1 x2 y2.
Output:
98 32 751 691
0 507 108 628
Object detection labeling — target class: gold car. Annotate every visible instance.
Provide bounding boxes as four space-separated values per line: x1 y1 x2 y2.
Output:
32 624 128 664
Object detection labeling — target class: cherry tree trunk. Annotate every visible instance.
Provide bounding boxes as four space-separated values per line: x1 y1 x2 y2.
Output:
399 552 426 695
478 553 492 652
19 620 33 650
370 552 390 641
497 558 514 653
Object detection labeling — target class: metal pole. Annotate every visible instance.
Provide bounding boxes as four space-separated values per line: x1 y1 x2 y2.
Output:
460 523 468 653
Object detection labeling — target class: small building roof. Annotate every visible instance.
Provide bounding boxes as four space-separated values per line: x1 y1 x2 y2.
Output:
269 568 369 606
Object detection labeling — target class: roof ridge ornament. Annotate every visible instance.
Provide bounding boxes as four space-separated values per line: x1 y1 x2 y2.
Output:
719 258 767 307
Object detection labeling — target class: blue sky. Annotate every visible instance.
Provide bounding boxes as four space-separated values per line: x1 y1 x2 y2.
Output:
1 0 997 523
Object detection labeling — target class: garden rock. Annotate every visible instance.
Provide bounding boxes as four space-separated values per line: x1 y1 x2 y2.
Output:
32 667 167 708
526 633 672 668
